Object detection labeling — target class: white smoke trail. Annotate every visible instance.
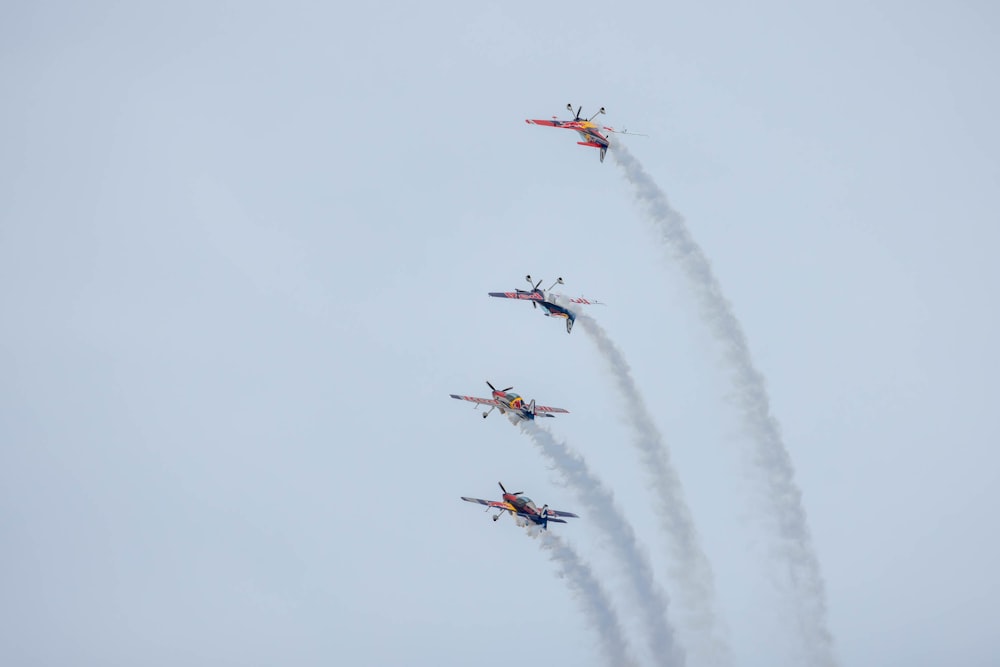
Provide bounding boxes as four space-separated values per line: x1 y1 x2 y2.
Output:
520 421 685 667
611 142 837 666
574 311 730 667
537 531 640 667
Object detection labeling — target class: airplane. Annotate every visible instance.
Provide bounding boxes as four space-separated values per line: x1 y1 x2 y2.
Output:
526 104 612 162
450 381 569 421
489 274 603 333
461 482 579 530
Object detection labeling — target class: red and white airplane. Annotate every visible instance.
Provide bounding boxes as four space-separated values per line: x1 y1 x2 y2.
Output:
489 275 602 334
450 381 569 422
462 482 579 529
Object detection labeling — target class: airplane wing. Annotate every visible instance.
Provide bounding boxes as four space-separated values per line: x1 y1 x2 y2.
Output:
603 126 648 137
567 296 604 305
533 404 569 414
450 394 501 406
461 497 509 509
526 119 569 128
489 291 543 301
545 509 579 518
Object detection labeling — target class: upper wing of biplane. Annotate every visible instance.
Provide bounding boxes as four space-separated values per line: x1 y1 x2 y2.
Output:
533 404 569 414
461 497 510 509
450 394 501 406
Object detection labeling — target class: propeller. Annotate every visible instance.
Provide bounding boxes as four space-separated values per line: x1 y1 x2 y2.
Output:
486 381 513 393
566 103 583 121
498 482 523 496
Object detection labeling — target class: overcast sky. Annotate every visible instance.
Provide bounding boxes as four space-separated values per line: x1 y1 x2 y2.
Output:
2 2 999 666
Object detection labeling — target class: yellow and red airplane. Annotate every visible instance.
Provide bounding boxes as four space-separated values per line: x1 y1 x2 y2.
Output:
462 482 579 529
526 104 612 162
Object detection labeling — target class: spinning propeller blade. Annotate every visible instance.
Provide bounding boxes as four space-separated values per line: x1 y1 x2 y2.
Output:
498 482 522 496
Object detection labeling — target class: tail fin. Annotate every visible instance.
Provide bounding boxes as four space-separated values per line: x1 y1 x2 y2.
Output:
528 399 536 416
600 146 607 163
566 314 575 334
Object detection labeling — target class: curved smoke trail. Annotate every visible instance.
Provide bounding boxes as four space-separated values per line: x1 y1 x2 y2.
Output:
573 311 730 667
537 531 639 667
611 143 837 666
520 421 684 667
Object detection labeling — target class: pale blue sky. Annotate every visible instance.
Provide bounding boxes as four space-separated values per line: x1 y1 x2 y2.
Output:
2 2 998 665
